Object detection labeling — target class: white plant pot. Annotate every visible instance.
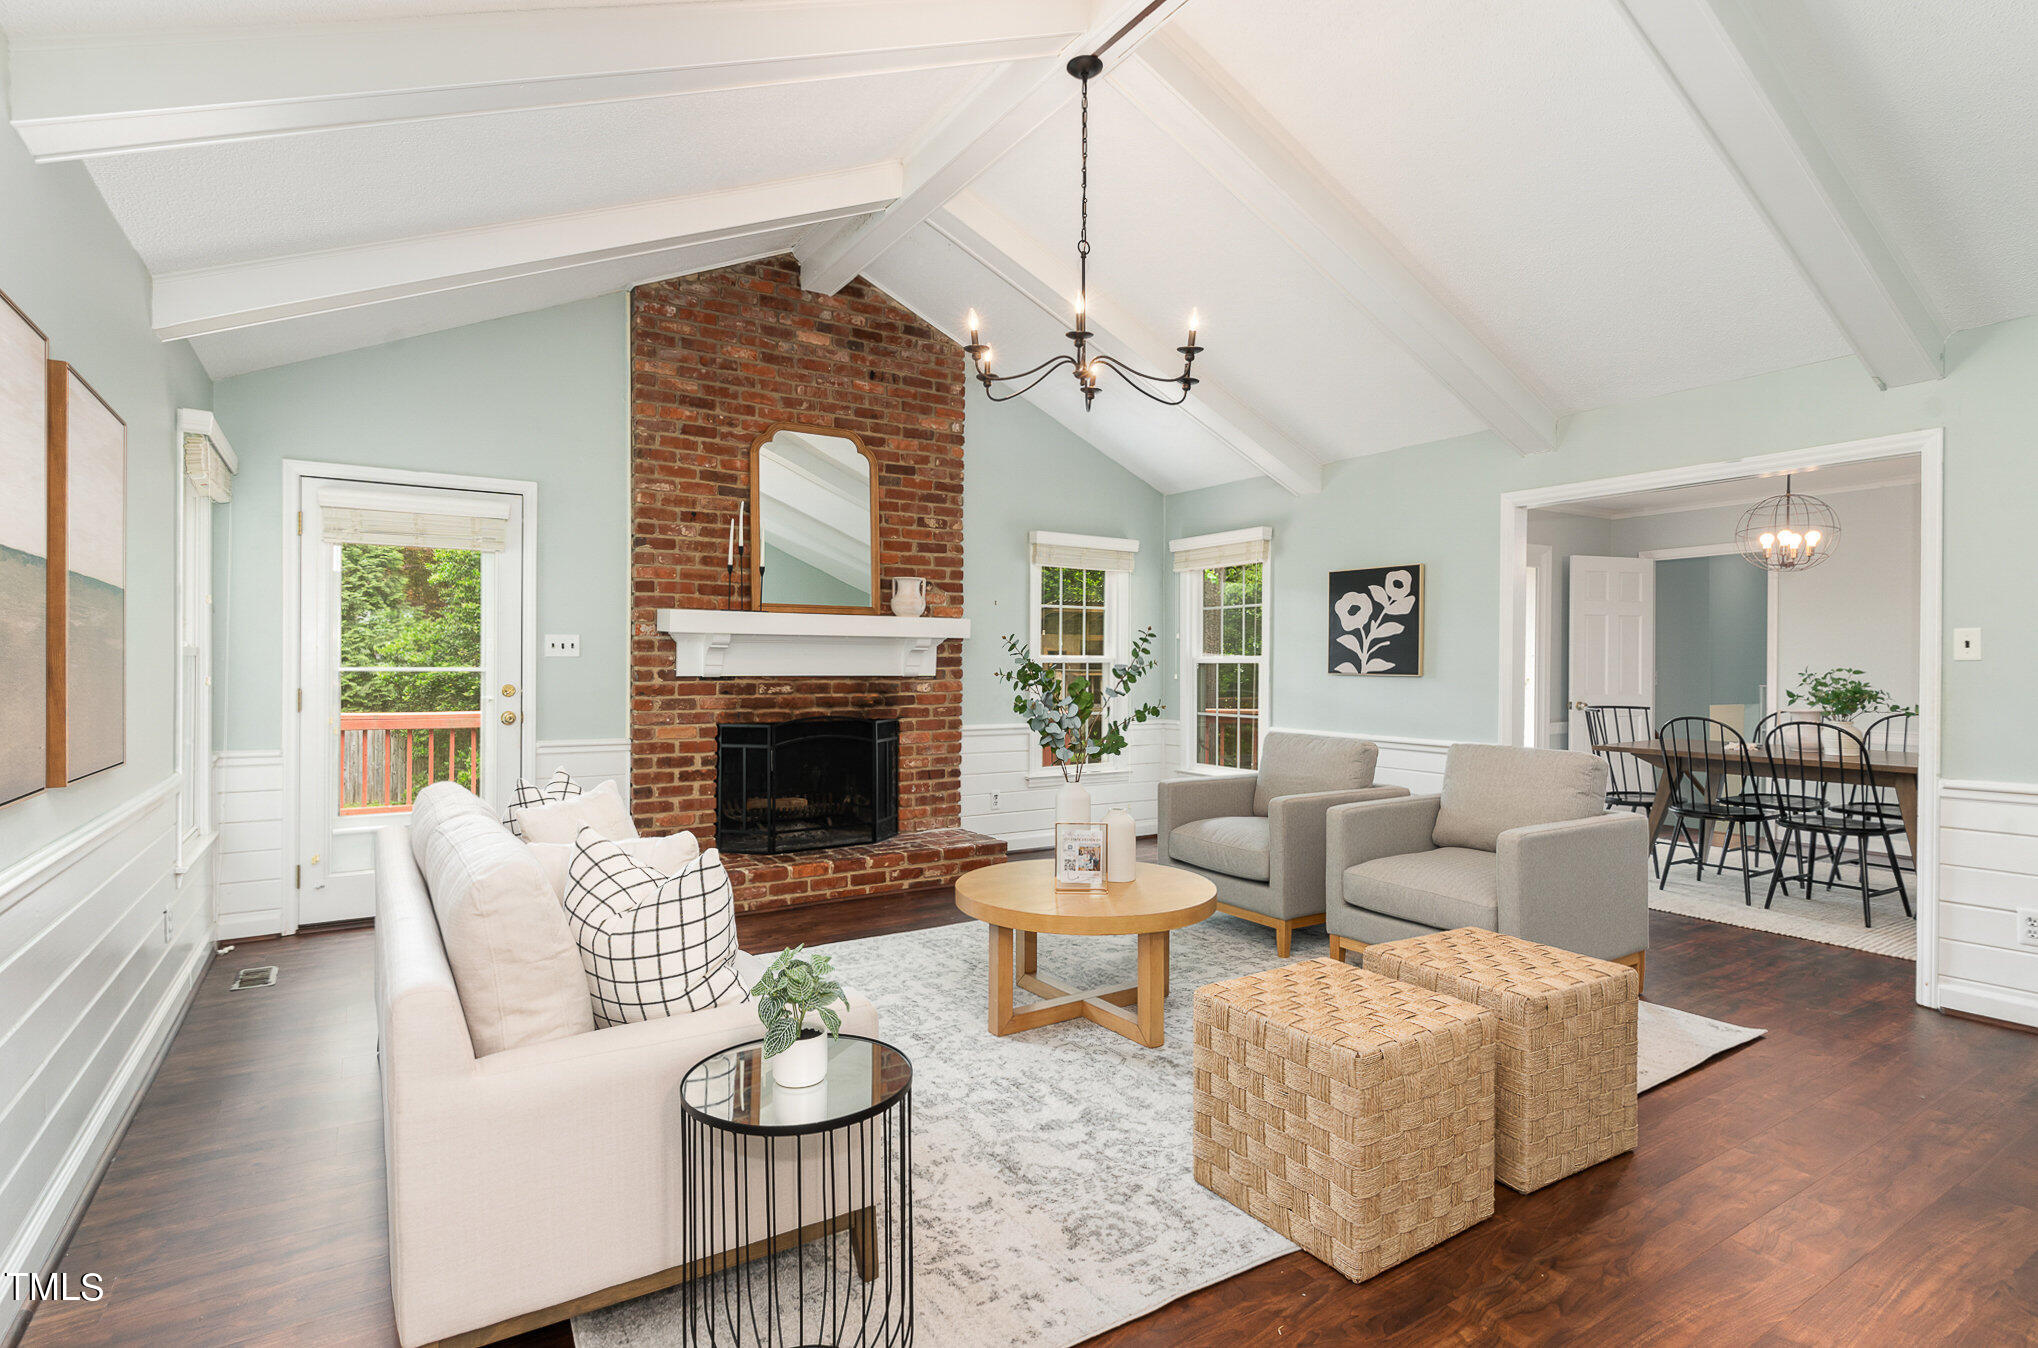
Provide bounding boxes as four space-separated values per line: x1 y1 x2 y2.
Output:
1056 779 1093 824
770 1029 828 1089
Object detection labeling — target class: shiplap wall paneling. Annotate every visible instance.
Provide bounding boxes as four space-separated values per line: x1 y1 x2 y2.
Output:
960 720 1178 851
1938 781 2038 1028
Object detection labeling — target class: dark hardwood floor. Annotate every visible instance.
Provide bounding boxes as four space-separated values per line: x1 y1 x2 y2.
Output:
22 882 2038 1347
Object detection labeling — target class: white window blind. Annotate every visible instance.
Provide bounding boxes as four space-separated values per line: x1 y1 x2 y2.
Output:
1170 526 1272 573
318 485 510 552
1028 530 1139 573
182 432 234 503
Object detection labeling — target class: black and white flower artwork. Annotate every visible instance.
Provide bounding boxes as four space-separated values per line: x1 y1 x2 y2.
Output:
1329 565 1424 676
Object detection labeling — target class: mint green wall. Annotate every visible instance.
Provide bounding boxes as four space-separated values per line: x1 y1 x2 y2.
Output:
1164 314 2038 784
961 379 1173 724
761 544 867 609
1654 556 1766 726
0 47 213 866
211 294 629 748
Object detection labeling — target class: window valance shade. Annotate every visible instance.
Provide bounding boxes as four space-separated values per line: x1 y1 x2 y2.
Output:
182 432 234 503
318 485 511 552
1029 530 1139 573
1170 527 1272 573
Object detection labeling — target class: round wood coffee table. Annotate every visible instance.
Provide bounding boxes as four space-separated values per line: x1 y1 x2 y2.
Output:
954 860 1216 1048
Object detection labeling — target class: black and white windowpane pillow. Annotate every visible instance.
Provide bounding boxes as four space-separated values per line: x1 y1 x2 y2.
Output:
563 827 748 1027
506 767 583 837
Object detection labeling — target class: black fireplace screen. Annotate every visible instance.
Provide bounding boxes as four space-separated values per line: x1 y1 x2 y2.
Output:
716 719 899 855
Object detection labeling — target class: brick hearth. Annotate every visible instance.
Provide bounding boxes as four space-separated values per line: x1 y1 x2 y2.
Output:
629 255 1004 911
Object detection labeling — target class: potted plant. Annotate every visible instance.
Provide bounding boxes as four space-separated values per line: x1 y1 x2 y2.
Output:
996 626 1165 823
751 946 850 1089
1785 667 1914 729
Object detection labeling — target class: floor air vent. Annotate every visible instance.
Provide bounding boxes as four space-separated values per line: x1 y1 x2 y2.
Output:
229 966 279 991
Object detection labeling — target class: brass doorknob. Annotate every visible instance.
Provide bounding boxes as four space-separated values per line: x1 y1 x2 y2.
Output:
500 711 518 725
501 683 517 697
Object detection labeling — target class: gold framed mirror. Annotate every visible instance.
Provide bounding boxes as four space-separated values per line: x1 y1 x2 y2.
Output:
748 423 880 613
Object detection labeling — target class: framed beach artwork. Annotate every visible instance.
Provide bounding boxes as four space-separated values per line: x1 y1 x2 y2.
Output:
1328 564 1425 677
0 290 49 808
47 362 126 785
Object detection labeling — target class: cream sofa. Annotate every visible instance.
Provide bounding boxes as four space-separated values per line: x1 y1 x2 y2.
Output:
375 790 880 1347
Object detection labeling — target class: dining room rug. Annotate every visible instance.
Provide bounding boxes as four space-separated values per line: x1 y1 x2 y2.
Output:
1650 848 1916 960
574 914 1760 1348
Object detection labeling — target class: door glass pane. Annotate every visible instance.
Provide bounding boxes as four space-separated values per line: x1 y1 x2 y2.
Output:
337 544 484 815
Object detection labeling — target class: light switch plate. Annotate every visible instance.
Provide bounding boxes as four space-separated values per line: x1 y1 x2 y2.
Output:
1953 628 1981 661
545 634 581 657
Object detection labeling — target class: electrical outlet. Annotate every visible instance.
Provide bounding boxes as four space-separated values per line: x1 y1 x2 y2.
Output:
2020 909 2038 948
162 907 174 945
545 634 581 657
1954 628 1982 661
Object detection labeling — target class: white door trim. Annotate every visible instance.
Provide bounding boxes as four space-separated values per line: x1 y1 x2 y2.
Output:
1496 427 1943 1011
1524 543 1554 748
278 458 538 933
1635 542 1782 722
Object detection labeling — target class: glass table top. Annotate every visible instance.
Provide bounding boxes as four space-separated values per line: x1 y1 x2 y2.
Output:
680 1034 911 1136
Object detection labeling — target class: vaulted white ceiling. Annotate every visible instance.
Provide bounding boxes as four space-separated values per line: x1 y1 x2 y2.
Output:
2 0 2029 495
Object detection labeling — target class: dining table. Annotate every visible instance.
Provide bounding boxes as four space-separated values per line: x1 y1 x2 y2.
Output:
1593 737 1921 854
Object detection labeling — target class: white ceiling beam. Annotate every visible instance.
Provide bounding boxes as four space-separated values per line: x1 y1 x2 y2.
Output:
7 0 1090 161
1115 36 1561 457
933 194 1322 496
796 0 1194 296
1614 0 1944 388
152 163 901 341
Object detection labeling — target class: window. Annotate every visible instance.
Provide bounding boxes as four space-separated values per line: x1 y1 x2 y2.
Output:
1173 527 1272 771
1026 532 1137 771
175 412 234 867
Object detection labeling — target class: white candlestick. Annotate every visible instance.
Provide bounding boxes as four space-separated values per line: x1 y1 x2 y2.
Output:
726 518 734 567
737 499 745 551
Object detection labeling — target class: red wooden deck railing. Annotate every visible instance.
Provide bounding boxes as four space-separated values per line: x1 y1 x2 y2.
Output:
339 711 483 815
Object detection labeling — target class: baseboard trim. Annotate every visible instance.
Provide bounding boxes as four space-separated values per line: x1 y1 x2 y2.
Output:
1937 977 2038 1030
2 936 211 1348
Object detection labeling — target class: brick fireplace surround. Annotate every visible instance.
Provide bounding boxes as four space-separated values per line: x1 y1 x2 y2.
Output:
630 256 1005 912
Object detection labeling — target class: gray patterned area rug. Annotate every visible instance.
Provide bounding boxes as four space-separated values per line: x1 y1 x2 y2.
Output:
575 916 1759 1348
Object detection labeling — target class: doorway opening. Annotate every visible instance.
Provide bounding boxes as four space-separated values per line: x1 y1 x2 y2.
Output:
1498 430 1942 1008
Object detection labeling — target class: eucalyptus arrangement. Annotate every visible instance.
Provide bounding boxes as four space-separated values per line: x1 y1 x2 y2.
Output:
996 626 1165 784
1786 667 1914 723
751 946 850 1087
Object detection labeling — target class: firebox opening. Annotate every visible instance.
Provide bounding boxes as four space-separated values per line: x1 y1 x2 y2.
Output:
715 718 900 855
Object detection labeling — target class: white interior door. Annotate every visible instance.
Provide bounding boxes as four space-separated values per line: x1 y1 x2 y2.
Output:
294 477 527 926
1567 556 1654 747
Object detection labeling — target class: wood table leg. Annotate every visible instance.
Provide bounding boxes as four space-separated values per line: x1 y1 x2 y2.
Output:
1894 776 1919 857
1647 774 1673 849
1017 929 1037 978
988 925 1014 1036
1136 932 1168 1048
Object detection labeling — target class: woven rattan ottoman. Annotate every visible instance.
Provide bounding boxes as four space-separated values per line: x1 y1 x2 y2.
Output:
1363 927 1638 1193
1192 958 1496 1283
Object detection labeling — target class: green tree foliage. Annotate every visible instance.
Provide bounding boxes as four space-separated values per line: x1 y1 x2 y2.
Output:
339 546 483 713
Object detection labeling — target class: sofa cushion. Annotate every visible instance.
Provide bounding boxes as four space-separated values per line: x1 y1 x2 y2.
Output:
1169 815 1271 882
563 828 748 1027
527 830 701 902
1431 743 1608 852
505 766 582 838
1253 733 1379 815
516 778 638 846
415 811 596 1055
408 780 501 870
1342 847 1499 932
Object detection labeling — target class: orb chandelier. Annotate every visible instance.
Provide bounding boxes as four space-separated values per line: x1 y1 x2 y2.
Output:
1736 474 1841 573
962 54 1203 411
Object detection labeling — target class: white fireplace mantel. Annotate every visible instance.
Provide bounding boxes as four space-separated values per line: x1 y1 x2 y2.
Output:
654 609 971 678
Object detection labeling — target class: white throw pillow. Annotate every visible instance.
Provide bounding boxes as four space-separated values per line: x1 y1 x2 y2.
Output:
517 778 638 846
526 830 701 902
562 827 747 1027
505 766 582 838
415 811 596 1055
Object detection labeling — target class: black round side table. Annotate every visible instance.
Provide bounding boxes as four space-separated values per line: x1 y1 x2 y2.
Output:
679 1034 913 1347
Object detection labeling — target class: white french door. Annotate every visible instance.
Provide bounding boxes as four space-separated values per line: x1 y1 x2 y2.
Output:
1567 556 1654 748
293 476 528 926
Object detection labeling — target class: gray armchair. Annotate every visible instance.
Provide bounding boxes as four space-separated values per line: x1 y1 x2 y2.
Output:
1157 732 1409 955
1324 743 1649 981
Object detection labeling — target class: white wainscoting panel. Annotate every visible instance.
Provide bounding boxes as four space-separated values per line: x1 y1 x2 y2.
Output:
537 738 631 794
0 779 212 1341
215 749 286 940
961 721 1179 852
1937 780 2038 1028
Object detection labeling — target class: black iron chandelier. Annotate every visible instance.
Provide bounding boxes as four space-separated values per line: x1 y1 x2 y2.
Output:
964 54 1202 411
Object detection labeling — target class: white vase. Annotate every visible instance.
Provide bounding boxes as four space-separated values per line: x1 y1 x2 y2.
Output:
1056 779 1092 824
890 577 927 617
770 1029 828 1088
1102 807 1136 883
